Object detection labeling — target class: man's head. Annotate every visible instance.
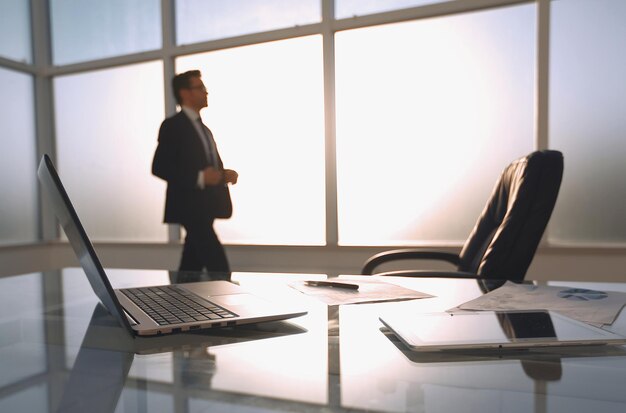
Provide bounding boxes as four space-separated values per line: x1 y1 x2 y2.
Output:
172 70 208 112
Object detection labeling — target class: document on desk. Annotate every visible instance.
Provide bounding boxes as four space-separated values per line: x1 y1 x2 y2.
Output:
455 281 626 326
290 277 433 306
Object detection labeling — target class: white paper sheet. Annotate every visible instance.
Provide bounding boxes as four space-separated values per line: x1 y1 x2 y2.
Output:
290 277 433 306
456 281 626 326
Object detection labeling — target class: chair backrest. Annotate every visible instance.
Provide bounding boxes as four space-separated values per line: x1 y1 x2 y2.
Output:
457 150 563 281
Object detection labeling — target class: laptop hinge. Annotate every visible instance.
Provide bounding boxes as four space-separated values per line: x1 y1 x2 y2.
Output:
123 309 139 326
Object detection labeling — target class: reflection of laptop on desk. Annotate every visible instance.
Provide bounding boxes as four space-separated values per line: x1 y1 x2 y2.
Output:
72 303 308 355
38 154 307 336
380 310 626 352
57 304 307 413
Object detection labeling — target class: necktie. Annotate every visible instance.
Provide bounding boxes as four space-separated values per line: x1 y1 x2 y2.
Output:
196 118 219 167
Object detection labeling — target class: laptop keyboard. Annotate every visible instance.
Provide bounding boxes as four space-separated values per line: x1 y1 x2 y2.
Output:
121 285 237 326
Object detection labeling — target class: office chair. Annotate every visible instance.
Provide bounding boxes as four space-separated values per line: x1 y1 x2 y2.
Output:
361 150 564 281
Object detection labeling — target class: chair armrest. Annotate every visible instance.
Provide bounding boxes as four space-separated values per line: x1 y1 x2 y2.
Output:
361 249 461 275
374 270 479 279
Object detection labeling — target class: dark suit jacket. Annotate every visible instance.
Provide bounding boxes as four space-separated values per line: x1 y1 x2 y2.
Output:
152 111 226 224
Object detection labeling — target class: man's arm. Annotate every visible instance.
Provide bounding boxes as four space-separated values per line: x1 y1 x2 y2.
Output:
152 119 198 189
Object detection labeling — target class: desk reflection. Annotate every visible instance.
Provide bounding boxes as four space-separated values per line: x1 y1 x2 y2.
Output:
56 303 309 412
168 270 231 285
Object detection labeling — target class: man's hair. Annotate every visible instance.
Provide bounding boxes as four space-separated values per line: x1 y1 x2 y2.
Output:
172 70 201 105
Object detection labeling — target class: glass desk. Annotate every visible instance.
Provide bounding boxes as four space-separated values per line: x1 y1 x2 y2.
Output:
1 268 626 413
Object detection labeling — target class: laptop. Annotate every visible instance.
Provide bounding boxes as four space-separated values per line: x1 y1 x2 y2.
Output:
379 310 626 352
38 154 307 336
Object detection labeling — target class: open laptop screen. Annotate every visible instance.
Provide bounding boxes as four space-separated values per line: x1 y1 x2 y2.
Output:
37 154 132 331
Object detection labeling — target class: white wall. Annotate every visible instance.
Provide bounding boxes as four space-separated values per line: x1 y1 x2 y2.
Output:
2 243 625 283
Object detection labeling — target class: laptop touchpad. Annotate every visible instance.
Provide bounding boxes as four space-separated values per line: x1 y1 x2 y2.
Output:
212 294 270 308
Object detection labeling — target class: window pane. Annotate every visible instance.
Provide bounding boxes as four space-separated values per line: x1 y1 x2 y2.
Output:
0 0 31 63
176 36 325 245
54 62 167 242
50 0 161 65
549 0 626 244
336 0 446 19
335 5 535 246
175 0 320 45
0 67 37 245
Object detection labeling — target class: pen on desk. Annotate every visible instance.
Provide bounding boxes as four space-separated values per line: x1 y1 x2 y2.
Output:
304 280 359 290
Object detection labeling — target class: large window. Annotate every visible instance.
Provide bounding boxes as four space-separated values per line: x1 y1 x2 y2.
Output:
49 0 161 65
0 67 38 245
0 0 32 63
177 36 326 245
176 0 321 45
335 5 535 245
549 0 626 244
54 62 167 242
2 0 626 251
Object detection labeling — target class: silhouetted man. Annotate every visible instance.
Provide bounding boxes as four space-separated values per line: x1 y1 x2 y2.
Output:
152 70 238 272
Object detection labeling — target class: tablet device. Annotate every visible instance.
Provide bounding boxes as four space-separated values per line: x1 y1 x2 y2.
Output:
379 310 626 352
